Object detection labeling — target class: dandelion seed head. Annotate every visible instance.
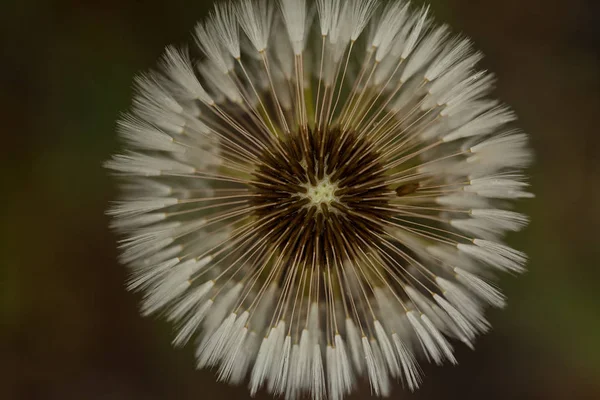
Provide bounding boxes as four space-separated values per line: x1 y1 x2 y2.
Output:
106 0 533 398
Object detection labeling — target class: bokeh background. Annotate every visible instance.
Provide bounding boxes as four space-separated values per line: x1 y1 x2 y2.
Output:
2 0 599 399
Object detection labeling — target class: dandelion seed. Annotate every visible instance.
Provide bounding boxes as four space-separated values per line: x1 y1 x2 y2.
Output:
106 0 533 398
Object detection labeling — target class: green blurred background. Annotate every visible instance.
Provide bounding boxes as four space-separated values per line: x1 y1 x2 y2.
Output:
2 0 599 398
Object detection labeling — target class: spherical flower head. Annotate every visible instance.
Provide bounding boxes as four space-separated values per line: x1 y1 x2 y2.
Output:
105 0 533 398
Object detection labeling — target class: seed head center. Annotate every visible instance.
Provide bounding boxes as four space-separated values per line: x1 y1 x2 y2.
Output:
249 126 393 267
305 178 337 206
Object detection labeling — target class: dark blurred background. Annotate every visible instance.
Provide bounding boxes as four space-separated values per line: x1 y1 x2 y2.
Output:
2 0 599 399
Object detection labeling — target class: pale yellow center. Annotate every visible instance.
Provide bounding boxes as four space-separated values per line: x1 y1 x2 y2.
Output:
305 178 337 205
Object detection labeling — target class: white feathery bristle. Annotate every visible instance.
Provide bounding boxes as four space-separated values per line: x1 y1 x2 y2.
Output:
280 0 307 55
404 285 448 332
440 69 494 109
316 0 340 36
127 257 180 291
471 209 530 231
348 0 379 41
452 208 529 239
105 152 196 176
436 277 489 331
430 302 475 349
250 334 274 395
326 0 347 46
111 212 167 230
426 100 502 143
400 25 448 83
400 6 430 60
420 314 456 364
344 318 364 374
370 338 391 397
203 282 244 333
197 312 238 367
425 37 473 81
194 23 234 74
141 257 211 317
391 333 421 391
141 274 188 316
467 131 533 170
172 298 213 347
230 331 258 384
117 115 185 153
267 321 287 391
168 278 215 322
133 74 183 112
197 61 242 104
458 239 528 273
450 218 504 240
119 233 179 270
436 193 490 208
371 2 409 62
465 175 534 199
443 105 516 142
119 219 177 240
425 52 484 108
388 74 428 112
210 2 241 59
385 10 415 59
374 320 400 378
237 0 275 52
119 236 175 265
221 311 250 364
117 179 173 199
119 235 176 265
286 343 300 399
334 334 353 396
162 46 213 104
131 75 187 135
130 244 182 269
272 334 292 394
325 346 338 400
117 220 206 266
218 314 250 382
433 294 479 341
362 336 383 396
297 329 312 390
407 310 443 365
455 267 506 308
107 198 178 217
311 343 325 400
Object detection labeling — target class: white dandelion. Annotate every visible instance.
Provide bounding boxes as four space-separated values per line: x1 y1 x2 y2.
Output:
105 0 533 398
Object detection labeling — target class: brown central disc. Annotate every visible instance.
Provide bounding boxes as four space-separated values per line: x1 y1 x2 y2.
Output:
249 127 394 267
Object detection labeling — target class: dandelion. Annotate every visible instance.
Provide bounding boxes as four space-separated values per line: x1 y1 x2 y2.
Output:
106 0 533 398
